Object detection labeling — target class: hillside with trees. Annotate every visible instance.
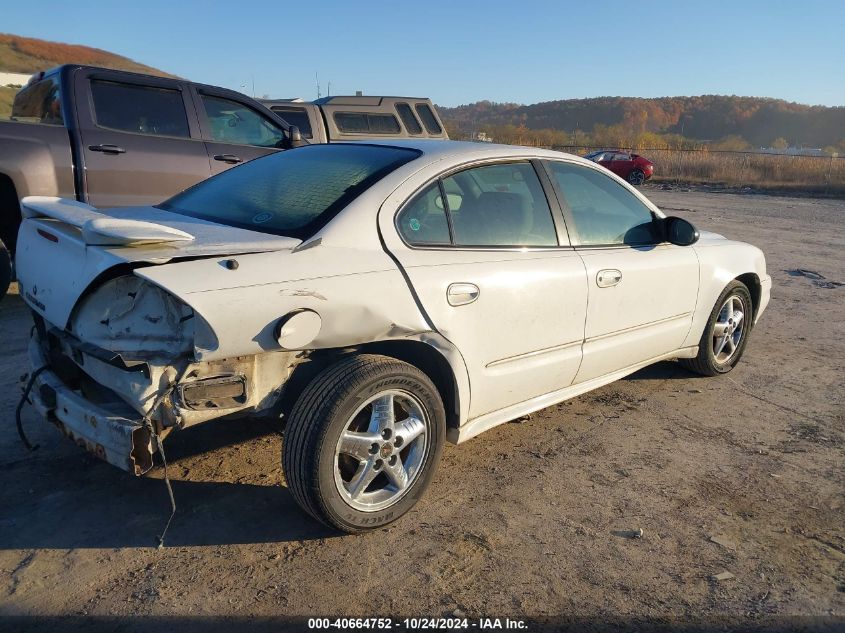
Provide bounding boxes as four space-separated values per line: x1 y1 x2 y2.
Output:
0 33 176 118
439 96 845 153
0 33 175 77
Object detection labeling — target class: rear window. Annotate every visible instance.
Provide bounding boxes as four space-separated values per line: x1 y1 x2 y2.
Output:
11 75 64 125
91 80 190 138
334 112 401 135
270 106 313 138
160 144 420 239
395 103 423 135
414 104 442 134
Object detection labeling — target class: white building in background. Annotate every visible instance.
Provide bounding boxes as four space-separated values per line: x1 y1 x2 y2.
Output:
0 71 32 88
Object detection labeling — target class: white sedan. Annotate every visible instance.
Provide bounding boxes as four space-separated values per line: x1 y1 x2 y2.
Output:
16 140 771 532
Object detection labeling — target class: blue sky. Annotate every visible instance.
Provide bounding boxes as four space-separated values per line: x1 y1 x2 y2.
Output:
3 0 843 106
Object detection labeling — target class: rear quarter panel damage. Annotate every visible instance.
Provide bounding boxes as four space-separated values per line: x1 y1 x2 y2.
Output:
135 245 433 361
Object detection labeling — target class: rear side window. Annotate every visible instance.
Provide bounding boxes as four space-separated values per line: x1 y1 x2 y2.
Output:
396 182 450 245
91 80 189 137
200 94 286 147
414 104 442 134
334 112 401 134
11 76 64 125
270 106 313 138
395 103 423 135
444 162 557 247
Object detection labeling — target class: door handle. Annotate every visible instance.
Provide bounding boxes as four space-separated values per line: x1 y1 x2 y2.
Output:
447 283 480 306
596 269 622 287
213 154 243 164
88 144 125 154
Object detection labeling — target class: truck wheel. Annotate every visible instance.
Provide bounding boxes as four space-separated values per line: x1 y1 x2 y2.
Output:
681 281 753 376
0 239 10 301
283 354 445 533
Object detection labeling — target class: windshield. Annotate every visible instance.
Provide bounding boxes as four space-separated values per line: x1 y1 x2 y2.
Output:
160 144 421 239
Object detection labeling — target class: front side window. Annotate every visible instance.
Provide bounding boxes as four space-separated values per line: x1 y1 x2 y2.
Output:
270 106 313 138
11 75 64 125
396 182 450 245
201 94 285 147
91 80 189 137
334 112 401 134
545 161 660 246
442 162 557 247
161 144 420 239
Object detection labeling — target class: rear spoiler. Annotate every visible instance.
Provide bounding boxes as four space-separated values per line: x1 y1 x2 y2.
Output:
20 197 194 246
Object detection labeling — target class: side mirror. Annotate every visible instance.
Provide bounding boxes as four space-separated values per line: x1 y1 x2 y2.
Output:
664 216 699 246
287 125 304 148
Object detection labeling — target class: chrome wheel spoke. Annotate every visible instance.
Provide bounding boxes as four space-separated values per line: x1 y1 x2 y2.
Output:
347 458 379 500
714 334 730 356
713 322 730 337
339 431 379 461
384 455 409 491
369 393 395 435
394 416 425 447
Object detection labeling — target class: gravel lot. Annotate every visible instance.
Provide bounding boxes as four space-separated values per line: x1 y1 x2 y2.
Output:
1 189 843 632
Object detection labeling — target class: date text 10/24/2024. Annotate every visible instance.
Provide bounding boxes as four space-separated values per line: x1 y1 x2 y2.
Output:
308 618 528 630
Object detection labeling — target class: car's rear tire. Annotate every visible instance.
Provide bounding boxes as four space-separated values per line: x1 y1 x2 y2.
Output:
282 354 445 533
681 281 753 376
0 239 11 301
628 169 645 186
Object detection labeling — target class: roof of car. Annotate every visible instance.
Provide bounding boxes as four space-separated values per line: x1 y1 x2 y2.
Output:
341 139 587 165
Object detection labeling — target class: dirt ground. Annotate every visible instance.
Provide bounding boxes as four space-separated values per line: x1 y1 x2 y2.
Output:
0 189 843 632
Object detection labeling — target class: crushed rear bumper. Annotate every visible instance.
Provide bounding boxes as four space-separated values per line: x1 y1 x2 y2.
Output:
28 337 154 475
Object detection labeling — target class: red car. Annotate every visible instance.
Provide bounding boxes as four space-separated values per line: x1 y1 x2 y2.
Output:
584 150 654 185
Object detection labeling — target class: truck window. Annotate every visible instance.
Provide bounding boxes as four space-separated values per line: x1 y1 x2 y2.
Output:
200 94 286 148
269 106 313 138
395 103 423 135
11 76 64 125
415 104 443 135
334 112 401 135
91 80 190 138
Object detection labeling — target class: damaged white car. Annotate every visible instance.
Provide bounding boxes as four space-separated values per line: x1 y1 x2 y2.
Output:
16 141 771 532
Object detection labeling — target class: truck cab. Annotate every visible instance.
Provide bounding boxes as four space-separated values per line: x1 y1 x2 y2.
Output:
260 96 448 144
0 64 298 297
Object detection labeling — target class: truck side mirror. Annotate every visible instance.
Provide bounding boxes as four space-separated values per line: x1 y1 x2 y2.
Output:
288 126 304 148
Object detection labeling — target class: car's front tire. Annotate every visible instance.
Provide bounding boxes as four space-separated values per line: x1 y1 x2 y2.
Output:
628 169 646 186
0 239 11 301
681 280 753 376
282 354 445 533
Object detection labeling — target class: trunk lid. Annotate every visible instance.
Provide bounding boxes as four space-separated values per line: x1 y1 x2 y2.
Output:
16 197 300 327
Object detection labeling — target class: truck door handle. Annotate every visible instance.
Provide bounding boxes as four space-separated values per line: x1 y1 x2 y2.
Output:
213 154 243 164
447 283 480 306
596 269 622 288
89 144 126 154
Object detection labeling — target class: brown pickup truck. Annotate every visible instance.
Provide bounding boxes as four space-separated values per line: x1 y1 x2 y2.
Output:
0 64 307 298
0 65 450 299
